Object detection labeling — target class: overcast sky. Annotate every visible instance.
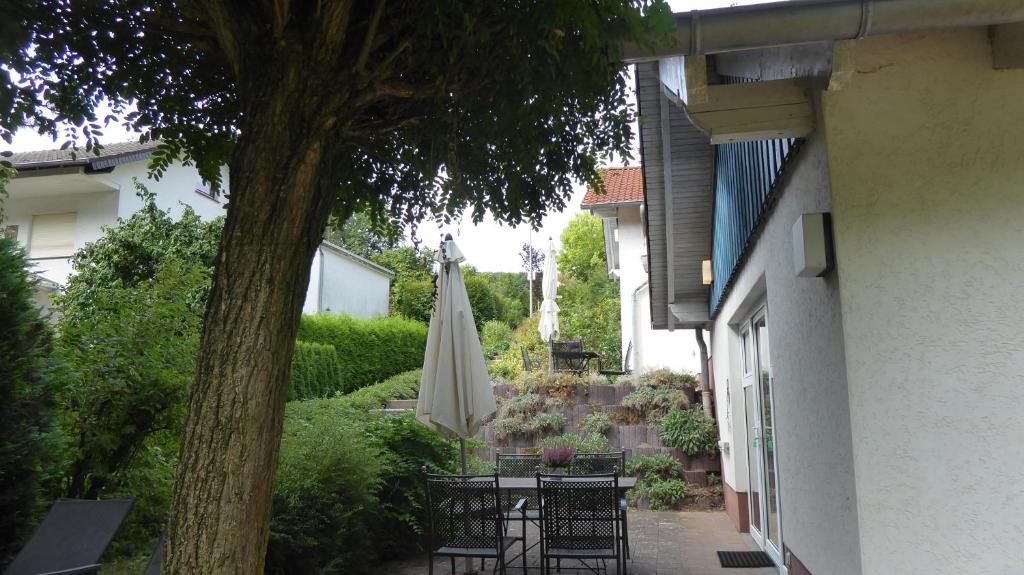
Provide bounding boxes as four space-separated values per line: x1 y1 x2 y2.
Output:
7 0 781 272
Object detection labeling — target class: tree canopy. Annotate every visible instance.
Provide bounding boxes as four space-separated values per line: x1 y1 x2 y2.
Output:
2 1 671 226
558 212 608 281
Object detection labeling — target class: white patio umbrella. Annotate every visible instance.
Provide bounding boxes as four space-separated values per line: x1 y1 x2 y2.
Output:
538 238 560 344
416 235 497 473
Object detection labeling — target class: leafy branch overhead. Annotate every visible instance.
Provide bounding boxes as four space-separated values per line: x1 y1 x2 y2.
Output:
2 1 674 226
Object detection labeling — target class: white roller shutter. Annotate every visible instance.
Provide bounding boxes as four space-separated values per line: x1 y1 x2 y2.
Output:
29 212 77 258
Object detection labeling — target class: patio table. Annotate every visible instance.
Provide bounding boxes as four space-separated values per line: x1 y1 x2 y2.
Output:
496 476 637 492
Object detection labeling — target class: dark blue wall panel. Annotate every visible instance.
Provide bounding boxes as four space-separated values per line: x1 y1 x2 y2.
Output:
710 137 799 316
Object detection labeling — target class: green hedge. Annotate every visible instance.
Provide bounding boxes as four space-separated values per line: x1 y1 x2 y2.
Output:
297 314 428 393
288 341 344 400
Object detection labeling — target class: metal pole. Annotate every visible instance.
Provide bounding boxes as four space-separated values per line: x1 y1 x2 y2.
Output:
527 229 534 315
459 438 468 475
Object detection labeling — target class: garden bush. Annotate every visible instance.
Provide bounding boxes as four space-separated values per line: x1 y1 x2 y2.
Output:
289 341 344 400
298 313 428 393
540 432 611 453
502 393 543 418
492 417 526 441
625 453 683 481
392 278 434 324
621 386 689 421
0 236 63 566
628 477 687 510
488 314 546 381
481 320 514 359
637 368 697 390
582 412 613 435
56 260 203 501
659 409 719 456
529 413 566 435
267 370 457 574
267 402 387 574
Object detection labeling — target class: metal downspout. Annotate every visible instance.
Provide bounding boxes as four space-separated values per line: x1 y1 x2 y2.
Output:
632 280 649 372
624 0 1024 60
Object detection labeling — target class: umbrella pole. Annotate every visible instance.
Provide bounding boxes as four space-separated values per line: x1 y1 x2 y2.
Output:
460 437 468 474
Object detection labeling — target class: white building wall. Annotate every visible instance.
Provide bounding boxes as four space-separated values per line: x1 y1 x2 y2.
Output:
100 161 228 221
616 205 701 373
303 245 391 318
823 29 1024 575
2 189 118 285
710 132 861 575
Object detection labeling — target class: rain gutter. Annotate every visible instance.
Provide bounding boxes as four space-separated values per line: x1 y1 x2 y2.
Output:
623 0 1024 61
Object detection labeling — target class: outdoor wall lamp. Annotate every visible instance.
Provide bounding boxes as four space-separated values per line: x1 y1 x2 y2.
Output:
702 259 713 285
792 212 835 277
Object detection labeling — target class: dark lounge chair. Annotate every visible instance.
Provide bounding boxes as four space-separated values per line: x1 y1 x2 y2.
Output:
4 498 134 575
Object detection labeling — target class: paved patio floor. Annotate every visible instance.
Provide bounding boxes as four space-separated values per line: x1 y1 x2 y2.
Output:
380 511 777 575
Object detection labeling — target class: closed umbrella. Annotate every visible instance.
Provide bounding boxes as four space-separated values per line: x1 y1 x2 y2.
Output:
538 238 560 343
417 235 496 473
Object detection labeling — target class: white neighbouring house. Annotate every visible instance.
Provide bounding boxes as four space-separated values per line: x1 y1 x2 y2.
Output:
581 167 702 374
1 141 394 316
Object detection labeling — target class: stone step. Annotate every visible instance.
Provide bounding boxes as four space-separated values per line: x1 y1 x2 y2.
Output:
369 408 413 417
387 399 418 410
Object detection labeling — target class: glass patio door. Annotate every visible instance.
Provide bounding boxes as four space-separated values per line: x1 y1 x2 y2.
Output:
742 306 783 566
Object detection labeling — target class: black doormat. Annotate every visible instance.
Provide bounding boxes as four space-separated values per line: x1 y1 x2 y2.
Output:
717 550 776 568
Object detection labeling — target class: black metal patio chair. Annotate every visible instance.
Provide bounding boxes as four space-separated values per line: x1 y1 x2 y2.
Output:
496 451 543 563
536 471 624 575
520 345 534 373
3 498 134 575
423 468 524 575
550 340 600 375
571 452 631 560
143 537 163 575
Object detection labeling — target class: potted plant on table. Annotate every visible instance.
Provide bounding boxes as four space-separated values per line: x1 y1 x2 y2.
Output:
541 444 575 475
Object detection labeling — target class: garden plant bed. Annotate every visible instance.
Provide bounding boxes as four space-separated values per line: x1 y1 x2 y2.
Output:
475 371 722 513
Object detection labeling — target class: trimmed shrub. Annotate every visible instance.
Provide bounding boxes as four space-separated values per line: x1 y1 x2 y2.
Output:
289 341 344 400
0 237 63 566
481 320 514 359
339 370 421 412
298 314 427 393
660 409 719 456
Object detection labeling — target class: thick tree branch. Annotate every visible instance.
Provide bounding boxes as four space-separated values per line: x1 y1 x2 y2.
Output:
179 0 245 79
355 0 387 74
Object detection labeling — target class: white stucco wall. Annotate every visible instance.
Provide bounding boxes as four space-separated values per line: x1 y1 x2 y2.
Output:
2 188 118 284
824 29 1024 575
711 132 861 574
303 244 392 318
102 161 227 222
616 204 701 373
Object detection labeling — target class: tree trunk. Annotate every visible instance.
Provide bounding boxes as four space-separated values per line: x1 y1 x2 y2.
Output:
695 329 713 419
163 82 337 574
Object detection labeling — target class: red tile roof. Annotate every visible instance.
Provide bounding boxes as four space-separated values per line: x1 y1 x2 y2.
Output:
581 167 644 207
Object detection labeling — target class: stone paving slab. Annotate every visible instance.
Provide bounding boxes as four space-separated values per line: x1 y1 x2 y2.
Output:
379 511 777 575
